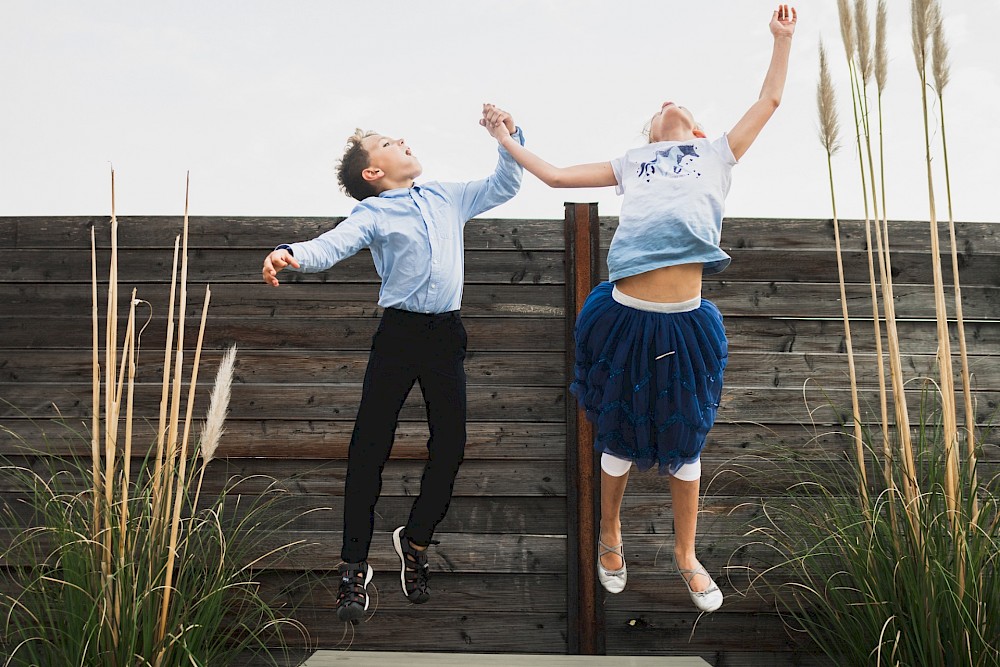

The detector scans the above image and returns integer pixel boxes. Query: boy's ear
[362,167,383,183]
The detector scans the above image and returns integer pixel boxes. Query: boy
[262,104,523,622]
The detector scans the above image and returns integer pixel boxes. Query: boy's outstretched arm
[481,104,616,189]
[727,4,797,161]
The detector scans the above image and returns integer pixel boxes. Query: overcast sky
[3,1,997,223]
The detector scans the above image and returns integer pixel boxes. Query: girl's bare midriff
[614,263,703,303]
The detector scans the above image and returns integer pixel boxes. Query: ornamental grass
[0,174,311,666]
[738,2,999,664]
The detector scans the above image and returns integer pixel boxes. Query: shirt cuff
[509,126,525,146]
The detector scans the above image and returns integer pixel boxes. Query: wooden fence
[0,212,997,666]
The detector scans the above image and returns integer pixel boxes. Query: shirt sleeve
[712,134,739,166]
[284,204,378,272]
[610,154,626,196]
[450,127,525,223]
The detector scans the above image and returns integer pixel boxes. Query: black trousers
[341,307,468,563]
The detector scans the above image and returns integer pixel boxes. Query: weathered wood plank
[251,571,567,613]
[8,246,999,287]
[4,315,998,355]
[271,608,568,652]
[5,249,566,286]
[0,492,565,534]
[8,216,999,255]
[5,281,997,319]
[0,350,566,387]
[0,316,567,350]
[603,611,808,653]
[0,383,567,421]
[0,283,565,318]
[0,459,567,498]
[0,420,568,460]
[0,529,567,572]
[12,418,980,466]
[3,383,996,428]
[5,349,998,391]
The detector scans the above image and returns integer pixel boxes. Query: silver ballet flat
[597,540,627,594]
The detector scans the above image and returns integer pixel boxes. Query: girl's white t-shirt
[607,134,737,281]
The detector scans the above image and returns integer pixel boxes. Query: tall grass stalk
[853,0,924,532]
[817,41,868,507]
[836,0,884,506]
[0,173,310,666]
[932,7,978,519]
[913,0,963,545]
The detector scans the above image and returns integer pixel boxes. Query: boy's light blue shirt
[282,129,524,314]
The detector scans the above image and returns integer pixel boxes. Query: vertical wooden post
[564,202,604,655]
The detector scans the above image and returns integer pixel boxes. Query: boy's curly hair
[336,129,378,201]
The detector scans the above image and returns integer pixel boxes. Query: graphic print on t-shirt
[637,144,702,182]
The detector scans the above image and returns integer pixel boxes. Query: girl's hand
[770,4,797,39]
[480,103,515,141]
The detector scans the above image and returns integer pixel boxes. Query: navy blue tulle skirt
[569,281,728,476]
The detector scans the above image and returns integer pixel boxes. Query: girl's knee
[670,458,702,481]
[601,452,632,477]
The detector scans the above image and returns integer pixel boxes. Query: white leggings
[601,452,702,482]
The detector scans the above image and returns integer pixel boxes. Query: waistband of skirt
[611,286,701,313]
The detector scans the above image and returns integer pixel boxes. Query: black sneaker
[335,561,373,622]
[392,526,434,604]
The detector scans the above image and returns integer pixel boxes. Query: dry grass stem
[90,225,102,534]
[152,236,180,532]
[161,175,192,572]
[914,0,961,553]
[855,0,874,83]
[875,0,889,91]
[158,284,211,642]
[156,174,194,644]
[933,38,977,518]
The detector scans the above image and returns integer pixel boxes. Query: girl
[481,5,797,612]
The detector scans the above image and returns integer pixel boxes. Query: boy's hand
[262,249,300,287]
[770,4,797,39]
[480,103,516,141]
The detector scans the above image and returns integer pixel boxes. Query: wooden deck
[301,651,709,666]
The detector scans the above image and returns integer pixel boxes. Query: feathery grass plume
[817,42,841,155]
[838,0,856,60]
[191,343,237,516]
[875,0,889,91]
[855,0,874,83]
[199,344,237,466]
[911,0,931,71]
[931,2,950,93]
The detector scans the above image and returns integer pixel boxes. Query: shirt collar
[378,184,420,199]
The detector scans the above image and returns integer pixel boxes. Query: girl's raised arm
[727,5,797,161]
[481,104,617,189]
